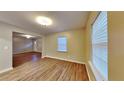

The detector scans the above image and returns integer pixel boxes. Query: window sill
[57,50,67,53]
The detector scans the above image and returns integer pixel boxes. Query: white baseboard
[43,55,86,64]
[0,67,13,74]
[85,63,91,81]
[41,56,45,59]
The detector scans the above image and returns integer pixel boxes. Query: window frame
[91,11,108,81]
[57,36,68,52]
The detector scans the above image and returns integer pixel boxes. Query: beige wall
[108,12,124,80]
[0,21,42,73]
[44,29,86,63]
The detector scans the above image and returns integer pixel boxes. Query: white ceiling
[0,11,89,35]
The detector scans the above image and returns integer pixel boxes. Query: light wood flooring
[0,58,89,81]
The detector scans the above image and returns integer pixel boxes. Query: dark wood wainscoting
[13,52,42,67]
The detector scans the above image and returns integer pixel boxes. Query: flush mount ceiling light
[23,35,33,39]
[36,16,52,26]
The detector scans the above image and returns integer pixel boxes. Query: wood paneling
[13,52,41,67]
[0,58,89,81]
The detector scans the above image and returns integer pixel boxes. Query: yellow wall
[44,29,86,63]
[108,12,124,80]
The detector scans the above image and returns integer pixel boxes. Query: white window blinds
[92,11,108,80]
[57,37,67,52]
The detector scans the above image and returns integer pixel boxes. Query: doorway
[12,32,42,67]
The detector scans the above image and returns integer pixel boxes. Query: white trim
[88,61,107,81]
[43,55,86,64]
[0,67,13,74]
[85,63,91,81]
[41,56,45,58]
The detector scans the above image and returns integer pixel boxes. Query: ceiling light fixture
[23,35,33,39]
[36,16,52,26]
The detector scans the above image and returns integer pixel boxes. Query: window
[57,37,67,52]
[92,11,108,80]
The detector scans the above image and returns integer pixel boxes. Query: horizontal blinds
[92,11,108,80]
[92,11,107,44]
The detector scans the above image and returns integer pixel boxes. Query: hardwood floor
[0,58,89,81]
[13,52,41,67]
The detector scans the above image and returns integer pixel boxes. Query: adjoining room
[13,32,42,67]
